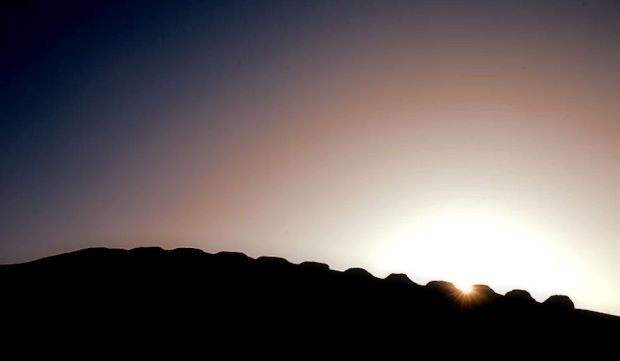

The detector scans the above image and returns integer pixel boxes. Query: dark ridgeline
[1,247,618,355]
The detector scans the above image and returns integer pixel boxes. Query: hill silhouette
[1,247,618,355]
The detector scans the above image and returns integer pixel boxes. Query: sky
[1,0,619,315]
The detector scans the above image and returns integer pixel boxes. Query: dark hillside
[1,247,618,354]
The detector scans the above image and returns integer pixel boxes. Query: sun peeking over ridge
[381,202,591,308]
[460,285,474,295]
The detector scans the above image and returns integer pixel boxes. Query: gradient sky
[1,0,619,315]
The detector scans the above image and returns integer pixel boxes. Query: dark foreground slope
[1,247,618,355]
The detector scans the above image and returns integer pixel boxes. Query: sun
[460,285,473,295]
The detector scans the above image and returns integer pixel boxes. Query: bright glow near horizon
[379,202,592,306]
